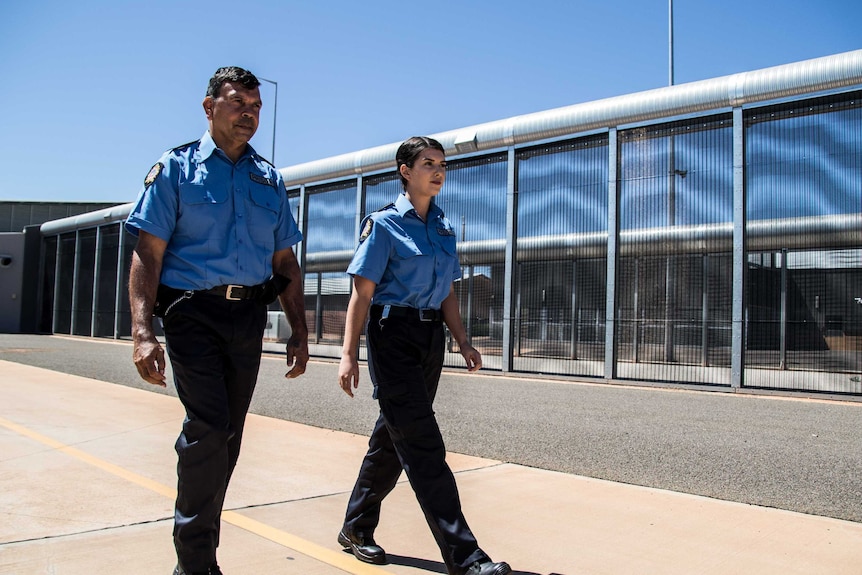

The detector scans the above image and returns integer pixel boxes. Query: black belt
[371,304,443,322]
[154,280,280,317]
[203,283,266,301]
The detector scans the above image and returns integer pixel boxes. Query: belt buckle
[419,308,434,322]
[225,284,243,301]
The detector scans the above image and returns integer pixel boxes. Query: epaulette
[374,202,396,213]
[358,204,396,242]
[255,155,277,170]
[144,139,199,188]
[169,139,199,153]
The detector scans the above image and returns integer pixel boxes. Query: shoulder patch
[359,219,374,242]
[144,163,163,187]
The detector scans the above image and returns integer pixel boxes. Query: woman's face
[401,148,447,199]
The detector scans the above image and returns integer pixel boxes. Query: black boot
[337,528,387,565]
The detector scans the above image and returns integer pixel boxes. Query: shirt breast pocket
[392,238,426,260]
[437,234,460,282]
[439,234,457,256]
[179,182,228,205]
[248,185,279,247]
[177,182,229,235]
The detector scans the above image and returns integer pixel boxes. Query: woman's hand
[339,353,360,397]
[459,342,482,372]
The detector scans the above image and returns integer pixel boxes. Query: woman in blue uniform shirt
[337,136,511,575]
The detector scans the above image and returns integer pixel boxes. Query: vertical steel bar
[502,147,518,372]
[666,133,677,362]
[570,261,578,360]
[349,176,366,359]
[114,226,126,339]
[355,176,365,242]
[633,257,640,363]
[52,235,62,334]
[731,107,746,388]
[702,253,710,367]
[315,271,322,344]
[780,248,788,370]
[91,226,102,337]
[605,128,619,380]
[70,231,80,335]
[466,264,474,340]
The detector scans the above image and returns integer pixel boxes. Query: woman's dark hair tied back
[396,136,445,189]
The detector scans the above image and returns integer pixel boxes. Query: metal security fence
[743,91,862,392]
[616,115,735,385]
[34,51,862,396]
[515,138,609,376]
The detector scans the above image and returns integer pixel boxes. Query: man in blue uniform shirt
[126,66,309,575]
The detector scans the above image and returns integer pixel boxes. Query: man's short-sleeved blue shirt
[125,132,302,290]
[347,194,461,310]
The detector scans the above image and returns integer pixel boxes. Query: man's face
[203,81,262,150]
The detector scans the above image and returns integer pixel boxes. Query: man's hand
[273,247,309,379]
[133,336,167,387]
[284,333,309,378]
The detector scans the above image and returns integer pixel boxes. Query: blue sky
[1,0,859,203]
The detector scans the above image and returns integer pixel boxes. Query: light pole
[258,77,278,163]
[668,0,674,86]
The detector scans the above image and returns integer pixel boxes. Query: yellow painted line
[0,415,176,498]
[222,511,392,574]
[0,415,393,575]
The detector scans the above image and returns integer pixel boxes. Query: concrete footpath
[1,360,861,575]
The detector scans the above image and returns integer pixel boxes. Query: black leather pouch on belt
[153,284,185,318]
[259,273,291,305]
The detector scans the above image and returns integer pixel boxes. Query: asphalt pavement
[7,355,862,575]
[0,333,860,524]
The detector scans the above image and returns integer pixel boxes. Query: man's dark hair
[206,66,261,98]
[396,136,445,189]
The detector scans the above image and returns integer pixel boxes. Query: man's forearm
[129,251,160,341]
[278,281,308,337]
[272,248,308,337]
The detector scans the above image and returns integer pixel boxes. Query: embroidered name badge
[436,223,456,236]
[250,173,274,186]
[144,163,163,187]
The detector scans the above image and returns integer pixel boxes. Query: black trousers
[343,308,489,575]
[162,293,267,572]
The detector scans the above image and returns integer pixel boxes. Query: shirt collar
[394,193,443,220]
[196,131,259,164]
